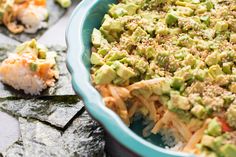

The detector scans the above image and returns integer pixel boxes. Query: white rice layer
[0,62,46,95]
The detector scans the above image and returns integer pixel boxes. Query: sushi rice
[0,39,59,95]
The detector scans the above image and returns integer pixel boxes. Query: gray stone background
[0,1,106,155]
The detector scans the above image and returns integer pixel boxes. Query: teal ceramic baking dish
[66,1,196,157]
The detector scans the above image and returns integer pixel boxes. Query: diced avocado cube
[200,16,210,26]
[229,83,236,94]
[132,27,147,42]
[194,69,207,81]
[109,4,128,18]
[169,93,191,110]
[155,22,169,35]
[205,0,214,11]
[101,15,113,30]
[159,95,170,106]
[113,77,125,85]
[145,46,156,59]
[165,13,178,26]
[221,144,236,157]
[215,75,229,86]
[94,65,116,84]
[205,52,219,66]
[195,5,207,14]
[29,39,37,49]
[205,118,222,137]
[90,52,105,65]
[208,65,223,78]
[174,66,194,81]
[98,48,109,56]
[29,62,38,72]
[124,3,139,15]
[112,61,135,80]
[110,20,124,32]
[177,6,194,16]
[105,50,127,61]
[215,21,228,32]
[177,34,194,48]
[134,59,148,74]
[191,105,207,119]
[171,77,185,90]
[131,85,152,98]
[230,33,236,43]
[175,1,187,6]
[222,94,235,107]
[201,135,215,148]
[222,62,233,74]
[183,54,197,68]
[151,78,171,95]
[227,104,236,129]
[91,29,103,47]
[38,50,46,59]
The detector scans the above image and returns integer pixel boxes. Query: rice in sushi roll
[0,39,59,95]
[0,0,48,34]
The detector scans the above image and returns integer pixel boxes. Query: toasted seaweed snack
[0,0,66,42]
[2,112,105,157]
[0,96,83,128]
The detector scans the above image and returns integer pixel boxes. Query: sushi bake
[0,39,59,95]
[0,0,50,34]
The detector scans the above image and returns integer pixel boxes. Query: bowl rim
[66,1,196,157]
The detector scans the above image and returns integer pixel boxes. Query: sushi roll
[0,0,48,34]
[0,39,59,95]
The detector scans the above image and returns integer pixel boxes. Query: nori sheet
[0,96,83,128]
[2,112,105,157]
[0,0,66,42]
[0,45,75,98]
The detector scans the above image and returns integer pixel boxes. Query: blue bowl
[66,1,196,157]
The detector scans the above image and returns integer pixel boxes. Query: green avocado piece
[131,27,147,42]
[222,62,233,74]
[91,29,103,47]
[201,135,215,148]
[105,50,127,61]
[183,54,197,68]
[215,21,228,32]
[191,104,207,119]
[226,104,236,128]
[200,16,210,26]
[94,65,116,84]
[29,62,38,72]
[171,77,185,91]
[169,93,191,110]
[90,52,104,65]
[165,12,178,26]
[151,79,171,95]
[230,34,236,44]
[205,52,219,66]
[177,6,194,16]
[229,83,236,94]
[205,0,214,11]
[221,144,236,157]
[109,4,128,18]
[205,118,222,137]
[112,61,135,80]
[194,69,207,81]
[208,64,223,78]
